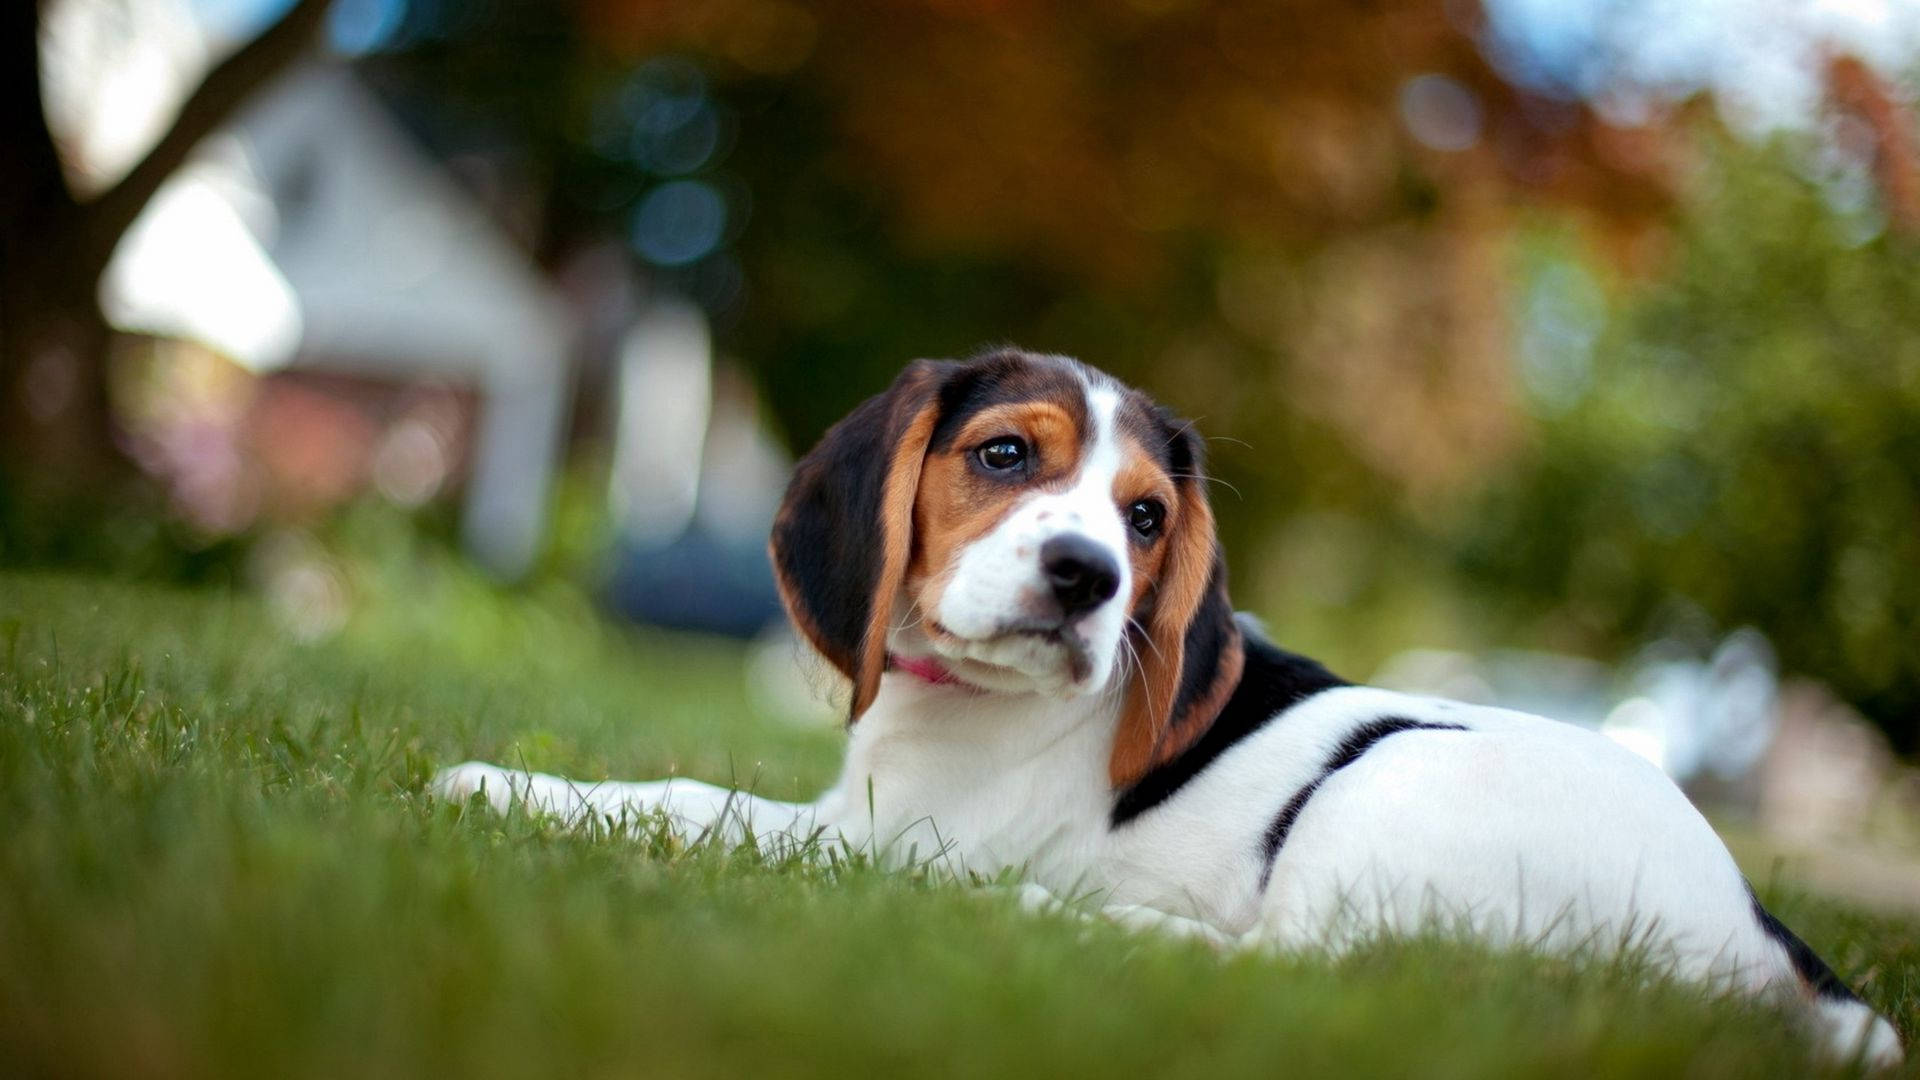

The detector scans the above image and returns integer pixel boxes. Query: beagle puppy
[438,348,1902,1067]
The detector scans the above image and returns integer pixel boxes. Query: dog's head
[771,348,1243,788]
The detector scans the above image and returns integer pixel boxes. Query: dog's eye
[977,437,1028,471]
[1127,499,1164,539]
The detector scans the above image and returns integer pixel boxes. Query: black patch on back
[1110,628,1348,826]
[1256,716,1469,888]
[1747,885,1865,1003]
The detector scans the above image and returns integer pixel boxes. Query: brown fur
[851,401,942,717]
[1107,425,1244,789]
[907,400,1087,619]
[1128,586,1244,786]
[1109,496,1205,784]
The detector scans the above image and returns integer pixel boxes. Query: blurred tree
[12,0,1918,750]
[1450,131,1920,752]
[4,0,1688,520]
[579,0,1680,494]
[0,0,330,498]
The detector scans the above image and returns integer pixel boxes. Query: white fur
[435,374,1903,1070]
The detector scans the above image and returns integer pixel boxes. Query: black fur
[1747,885,1866,1003]
[926,349,1089,453]
[1256,717,1469,888]
[1165,557,1239,728]
[771,360,951,682]
[1111,628,1348,826]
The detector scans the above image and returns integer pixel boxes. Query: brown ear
[1110,424,1244,788]
[770,360,951,721]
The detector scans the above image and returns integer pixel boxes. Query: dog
[438,347,1902,1067]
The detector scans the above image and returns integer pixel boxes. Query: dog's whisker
[1164,415,1203,447]
[1118,632,1146,682]
[1168,472,1242,500]
[1127,617,1166,662]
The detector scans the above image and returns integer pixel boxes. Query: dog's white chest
[821,677,1116,882]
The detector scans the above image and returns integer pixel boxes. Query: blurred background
[3,0,1918,898]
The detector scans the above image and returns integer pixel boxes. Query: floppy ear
[1110,423,1245,788]
[770,360,950,721]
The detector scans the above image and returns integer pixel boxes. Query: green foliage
[1451,132,1920,751]
[2,569,1915,1077]
[0,458,248,584]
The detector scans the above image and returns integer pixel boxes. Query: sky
[1482,0,1920,133]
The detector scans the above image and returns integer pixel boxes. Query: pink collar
[887,653,968,687]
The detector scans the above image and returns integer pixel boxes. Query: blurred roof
[108,62,570,378]
[103,61,575,579]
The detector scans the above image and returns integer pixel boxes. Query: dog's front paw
[432,761,521,813]
[1012,881,1067,914]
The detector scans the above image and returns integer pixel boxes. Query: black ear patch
[1167,552,1239,722]
[770,360,953,717]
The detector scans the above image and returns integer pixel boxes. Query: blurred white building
[99,62,573,578]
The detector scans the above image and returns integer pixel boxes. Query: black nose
[1040,534,1121,620]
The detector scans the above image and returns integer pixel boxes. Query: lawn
[1,568,1915,1078]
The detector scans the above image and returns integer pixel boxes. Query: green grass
[1,568,1915,1078]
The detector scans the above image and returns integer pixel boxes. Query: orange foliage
[583,0,1676,276]
[576,0,1687,491]
[1826,54,1920,234]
